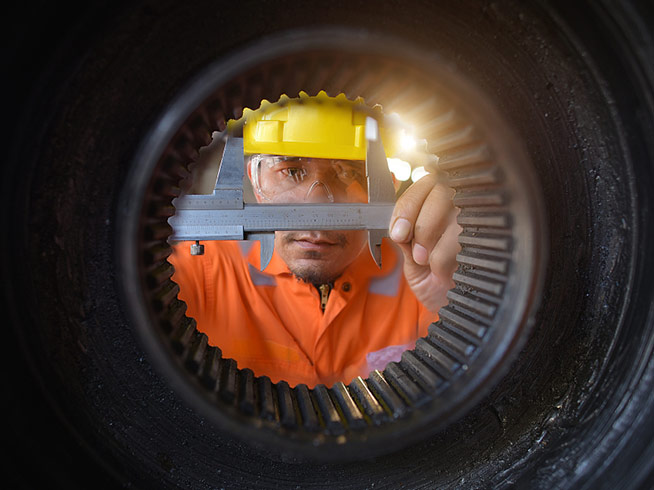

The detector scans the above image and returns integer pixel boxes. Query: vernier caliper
[168,117,396,270]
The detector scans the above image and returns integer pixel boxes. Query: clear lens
[252,155,367,203]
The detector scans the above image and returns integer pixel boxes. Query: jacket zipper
[318,283,331,313]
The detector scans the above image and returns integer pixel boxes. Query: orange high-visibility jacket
[169,240,436,387]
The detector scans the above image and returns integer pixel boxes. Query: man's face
[248,156,368,284]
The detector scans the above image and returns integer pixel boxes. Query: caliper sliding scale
[168,117,396,270]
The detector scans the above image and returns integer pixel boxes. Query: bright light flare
[387,158,412,181]
[399,130,417,152]
[411,166,429,182]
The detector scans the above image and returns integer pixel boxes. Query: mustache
[280,231,349,247]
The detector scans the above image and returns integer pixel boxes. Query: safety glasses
[249,155,368,203]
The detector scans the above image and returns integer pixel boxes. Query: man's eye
[338,166,364,183]
[280,167,306,182]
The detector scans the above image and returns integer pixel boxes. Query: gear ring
[120,29,546,462]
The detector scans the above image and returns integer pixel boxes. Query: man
[169,92,459,387]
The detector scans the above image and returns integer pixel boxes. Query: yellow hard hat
[235,91,399,160]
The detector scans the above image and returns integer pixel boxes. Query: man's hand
[389,174,461,313]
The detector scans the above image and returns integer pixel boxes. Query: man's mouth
[293,237,338,252]
[296,236,337,245]
[282,232,348,250]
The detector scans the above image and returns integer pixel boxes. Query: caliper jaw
[247,233,275,269]
[365,117,397,267]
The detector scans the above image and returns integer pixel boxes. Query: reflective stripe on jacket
[169,240,436,387]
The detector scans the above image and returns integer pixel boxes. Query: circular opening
[120,29,547,461]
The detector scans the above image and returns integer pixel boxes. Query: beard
[293,266,340,286]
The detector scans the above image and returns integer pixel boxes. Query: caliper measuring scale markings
[168,117,397,269]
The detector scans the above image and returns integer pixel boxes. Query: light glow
[387,158,412,181]
[399,130,417,152]
[411,166,429,182]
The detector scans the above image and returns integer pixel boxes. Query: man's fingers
[411,184,456,265]
[428,215,462,278]
[389,174,438,243]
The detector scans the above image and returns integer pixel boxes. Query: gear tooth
[237,96,284,126]
[334,92,348,102]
